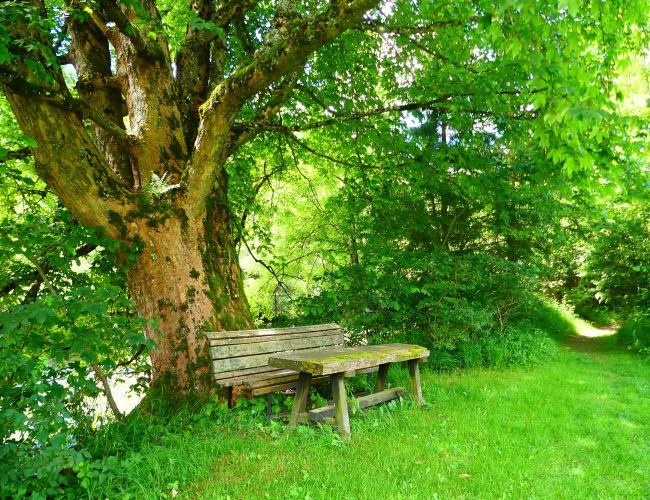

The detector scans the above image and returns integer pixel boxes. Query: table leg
[289,372,312,428]
[331,372,350,438]
[407,359,424,406]
[374,363,389,393]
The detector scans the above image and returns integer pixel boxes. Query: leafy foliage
[0,96,152,496]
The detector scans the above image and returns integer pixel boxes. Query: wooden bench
[208,323,367,406]
[207,324,429,433]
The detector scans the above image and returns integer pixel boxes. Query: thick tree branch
[176,0,258,148]
[66,6,134,185]
[46,93,138,147]
[212,0,259,29]
[202,0,379,116]
[1,69,137,148]
[176,0,216,149]
[97,0,161,59]
[187,0,380,216]
[234,19,256,55]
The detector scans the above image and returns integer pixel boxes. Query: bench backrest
[207,323,343,385]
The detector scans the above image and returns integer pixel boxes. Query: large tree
[1,0,646,394]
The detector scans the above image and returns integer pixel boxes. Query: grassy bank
[83,334,650,499]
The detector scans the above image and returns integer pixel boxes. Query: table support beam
[289,372,312,428]
[407,359,424,406]
[374,363,389,393]
[331,372,351,438]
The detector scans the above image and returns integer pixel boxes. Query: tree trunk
[125,181,253,392]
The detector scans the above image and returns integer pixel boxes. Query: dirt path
[562,321,618,353]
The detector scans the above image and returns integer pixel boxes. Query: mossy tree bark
[1,0,379,395]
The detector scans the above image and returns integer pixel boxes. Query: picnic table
[269,343,429,437]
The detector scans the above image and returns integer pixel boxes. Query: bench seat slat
[247,366,380,396]
[213,365,278,382]
[206,323,338,340]
[215,369,296,387]
[250,376,331,396]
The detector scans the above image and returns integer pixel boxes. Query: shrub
[302,251,567,370]
[617,312,650,356]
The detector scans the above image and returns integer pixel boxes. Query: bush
[617,312,650,356]
[302,251,567,370]
[569,205,649,320]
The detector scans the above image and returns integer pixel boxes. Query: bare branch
[92,362,124,420]
[241,236,293,299]
[229,66,304,152]
[246,90,542,132]
[0,147,32,163]
[115,344,147,368]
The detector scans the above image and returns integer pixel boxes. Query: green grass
[85,340,650,499]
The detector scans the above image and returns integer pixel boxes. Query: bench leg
[228,387,237,409]
[266,393,273,419]
[289,372,312,429]
[331,372,351,438]
[407,359,424,406]
[374,363,390,393]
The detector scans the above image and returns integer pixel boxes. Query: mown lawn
[87,337,650,499]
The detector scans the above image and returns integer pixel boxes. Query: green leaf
[21,136,37,148]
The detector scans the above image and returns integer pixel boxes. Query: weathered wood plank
[268,344,430,376]
[209,329,342,346]
[215,368,291,387]
[212,341,349,374]
[289,372,311,429]
[210,334,343,360]
[206,323,339,340]
[250,375,330,396]
[216,366,378,389]
[213,365,279,383]
[331,372,350,437]
[307,387,405,422]
[408,359,424,406]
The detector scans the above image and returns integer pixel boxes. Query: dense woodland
[0,0,649,496]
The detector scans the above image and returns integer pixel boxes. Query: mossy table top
[268,343,429,376]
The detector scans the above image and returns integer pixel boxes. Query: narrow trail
[562,321,618,353]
